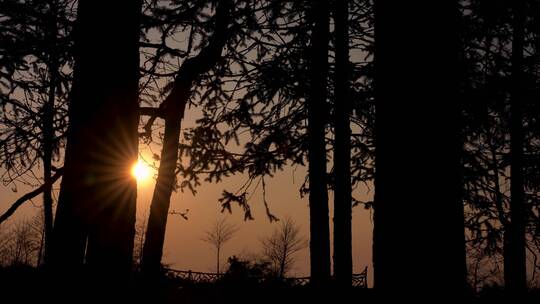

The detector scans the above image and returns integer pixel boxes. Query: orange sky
[0,40,373,282]
[135,158,373,279]
[0,104,374,286]
[132,103,374,281]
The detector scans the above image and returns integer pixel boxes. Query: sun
[131,160,152,184]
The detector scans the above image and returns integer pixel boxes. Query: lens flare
[131,160,151,183]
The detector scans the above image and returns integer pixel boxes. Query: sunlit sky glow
[0,96,373,285]
[131,160,152,184]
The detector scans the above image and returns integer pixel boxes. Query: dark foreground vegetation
[2,263,540,303]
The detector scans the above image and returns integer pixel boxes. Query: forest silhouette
[0,0,539,302]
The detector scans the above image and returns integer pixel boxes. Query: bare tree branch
[0,168,63,225]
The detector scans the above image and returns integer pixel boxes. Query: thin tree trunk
[42,82,54,266]
[141,0,232,276]
[506,0,527,294]
[138,214,147,267]
[489,142,515,287]
[307,0,331,286]
[42,0,58,266]
[332,0,353,287]
[373,0,466,298]
[280,249,286,278]
[37,224,45,267]
[217,246,220,275]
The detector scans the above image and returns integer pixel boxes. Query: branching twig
[0,167,64,224]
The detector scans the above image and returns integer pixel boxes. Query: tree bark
[505,0,527,294]
[140,85,186,276]
[42,0,59,266]
[83,0,141,278]
[51,0,142,281]
[307,0,331,286]
[373,0,466,298]
[332,0,353,287]
[141,0,232,276]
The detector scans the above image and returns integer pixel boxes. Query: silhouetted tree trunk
[140,82,186,277]
[42,0,58,266]
[332,0,352,287]
[373,0,466,298]
[307,0,331,286]
[505,0,527,294]
[50,1,92,273]
[83,0,141,278]
[51,0,142,279]
[200,218,238,276]
[141,1,231,276]
[217,246,221,275]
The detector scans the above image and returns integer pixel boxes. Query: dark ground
[1,266,540,303]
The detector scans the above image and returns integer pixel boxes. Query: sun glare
[131,160,152,184]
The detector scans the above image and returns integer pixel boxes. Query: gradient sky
[0,102,374,285]
[0,19,373,283]
[137,105,374,281]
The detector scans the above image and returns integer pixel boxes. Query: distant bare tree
[0,214,46,267]
[260,218,307,278]
[9,219,41,267]
[29,212,46,267]
[202,218,238,275]
[134,210,149,269]
[0,224,12,266]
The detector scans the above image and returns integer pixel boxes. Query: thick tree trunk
[141,1,231,276]
[373,0,466,298]
[332,0,353,287]
[51,0,142,280]
[83,0,141,277]
[307,0,331,286]
[505,0,527,294]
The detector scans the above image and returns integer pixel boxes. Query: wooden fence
[165,266,368,288]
